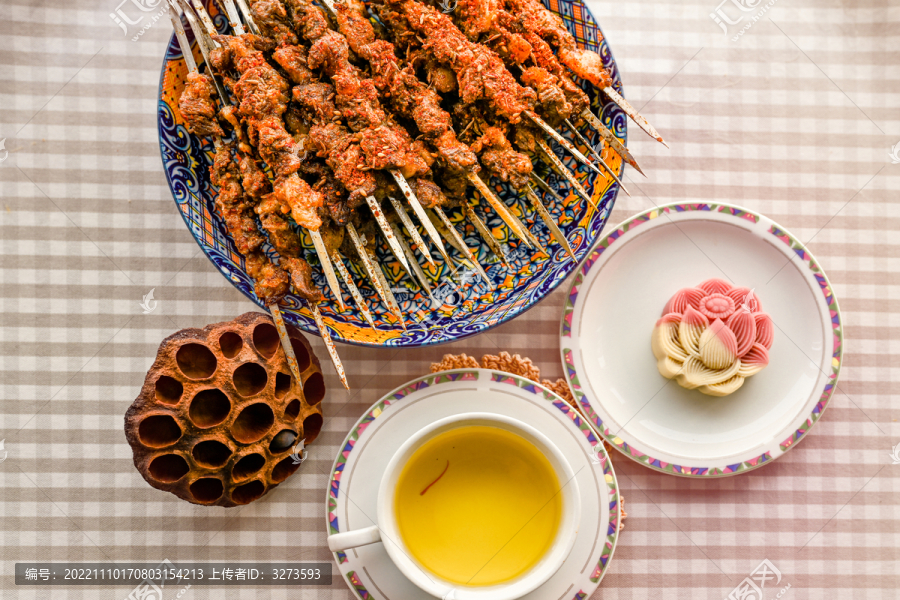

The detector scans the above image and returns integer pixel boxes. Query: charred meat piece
[281,256,324,303]
[520,66,572,125]
[358,124,431,178]
[292,82,338,124]
[250,0,299,46]
[410,177,448,209]
[308,122,377,205]
[471,126,532,189]
[505,0,612,89]
[179,72,223,137]
[316,173,354,226]
[256,193,301,256]
[237,152,271,198]
[334,3,478,177]
[273,44,315,85]
[382,0,535,123]
[246,251,291,302]
[284,0,331,41]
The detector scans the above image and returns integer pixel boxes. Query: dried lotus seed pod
[124,312,325,507]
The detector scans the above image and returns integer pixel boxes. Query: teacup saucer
[561,203,843,477]
[326,369,622,599]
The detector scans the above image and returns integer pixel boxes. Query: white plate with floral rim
[560,203,843,477]
[326,369,621,599]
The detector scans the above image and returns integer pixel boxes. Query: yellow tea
[394,426,562,586]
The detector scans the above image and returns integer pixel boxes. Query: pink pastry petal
[727,287,761,312]
[664,288,704,315]
[655,312,682,327]
[685,287,706,310]
[678,305,709,356]
[663,289,690,315]
[697,293,736,321]
[727,309,757,357]
[682,305,709,329]
[754,312,774,350]
[698,278,734,296]
[742,342,770,367]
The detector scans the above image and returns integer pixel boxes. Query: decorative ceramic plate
[326,369,621,599]
[561,203,843,477]
[157,0,624,347]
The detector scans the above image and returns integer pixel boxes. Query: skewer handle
[308,302,350,390]
[268,303,304,384]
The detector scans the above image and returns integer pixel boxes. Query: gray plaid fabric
[0,0,898,598]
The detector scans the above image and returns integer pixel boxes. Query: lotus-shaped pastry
[652,278,773,396]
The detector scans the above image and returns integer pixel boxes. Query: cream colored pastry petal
[700,375,745,397]
[657,355,684,379]
[698,319,738,369]
[652,321,688,362]
[678,305,709,357]
[679,355,741,388]
[738,362,765,378]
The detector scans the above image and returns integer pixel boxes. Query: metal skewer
[307,302,349,390]
[432,207,490,283]
[388,196,436,268]
[185,0,353,310]
[525,112,601,177]
[308,230,346,311]
[536,139,598,210]
[530,173,567,206]
[392,170,452,264]
[365,196,412,279]
[464,204,511,268]
[389,220,436,303]
[366,245,407,331]
[346,223,404,325]
[269,302,304,383]
[219,0,246,35]
[331,251,375,328]
[524,185,574,260]
[466,173,533,248]
[577,110,645,177]
[174,0,351,385]
[563,118,630,196]
[603,86,669,148]
[234,0,261,34]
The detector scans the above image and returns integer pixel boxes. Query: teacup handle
[327,525,382,552]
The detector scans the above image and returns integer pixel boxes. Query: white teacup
[327,412,582,600]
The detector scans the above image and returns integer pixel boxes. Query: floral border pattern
[328,369,621,598]
[561,203,843,477]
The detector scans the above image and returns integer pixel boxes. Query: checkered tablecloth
[1,0,898,598]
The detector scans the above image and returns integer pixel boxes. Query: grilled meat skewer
[171,0,349,387]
